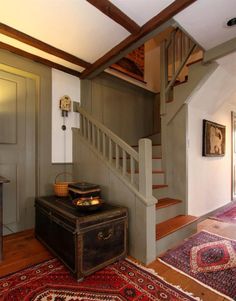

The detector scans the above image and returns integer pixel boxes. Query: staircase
[130,27,212,255]
[131,138,199,256]
[73,27,218,263]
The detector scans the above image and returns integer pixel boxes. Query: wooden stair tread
[156,198,181,209]
[156,215,198,240]
[186,58,203,67]
[174,76,188,87]
[153,184,168,189]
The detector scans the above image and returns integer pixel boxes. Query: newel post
[137,138,156,264]
[139,139,153,199]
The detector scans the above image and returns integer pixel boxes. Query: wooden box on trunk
[35,196,128,280]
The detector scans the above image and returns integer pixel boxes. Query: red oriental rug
[159,231,236,301]
[210,201,236,224]
[0,258,200,301]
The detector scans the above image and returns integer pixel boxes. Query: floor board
[0,229,53,277]
[149,219,236,301]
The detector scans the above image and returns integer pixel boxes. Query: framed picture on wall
[202,119,226,157]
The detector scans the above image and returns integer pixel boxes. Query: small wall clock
[59,95,72,117]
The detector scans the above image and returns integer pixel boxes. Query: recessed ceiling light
[227,17,236,27]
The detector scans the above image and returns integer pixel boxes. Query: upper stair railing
[75,105,155,206]
[160,28,197,115]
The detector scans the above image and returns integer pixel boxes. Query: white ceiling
[110,0,174,26]
[0,0,130,63]
[0,0,175,66]
[174,0,236,50]
[0,0,236,73]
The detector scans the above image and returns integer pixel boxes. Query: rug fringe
[125,258,160,276]
[172,285,202,301]
[158,258,234,301]
[125,258,203,301]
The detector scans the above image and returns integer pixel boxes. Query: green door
[0,70,36,233]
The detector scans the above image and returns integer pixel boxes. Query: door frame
[0,49,72,201]
[0,64,40,197]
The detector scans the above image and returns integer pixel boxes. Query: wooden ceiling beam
[0,22,91,69]
[86,0,140,34]
[0,41,81,77]
[81,0,197,79]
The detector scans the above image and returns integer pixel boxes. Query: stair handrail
[160,28,197,114]
[75,105,155,206]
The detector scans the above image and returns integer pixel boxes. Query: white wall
[52,69,80,163]
[187,54,236,216]
[188,101,236,216]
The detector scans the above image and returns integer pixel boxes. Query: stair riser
[152,187,169,199]
[133,145,161,157]
[152,159,162,170]
[152,146,162,157]
[156,222,197,256]
[156,203,184,223]
[132,173,165,185]
[153,173,165,185]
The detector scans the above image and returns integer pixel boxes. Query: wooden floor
[0,219,235,301]
[0,229,53,277]
[149,219,236,301]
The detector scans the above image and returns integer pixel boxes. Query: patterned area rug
[210,201,236,223]
[0,258,200,301]
[159,231,236,301]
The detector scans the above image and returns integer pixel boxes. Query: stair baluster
[75,105,156,206]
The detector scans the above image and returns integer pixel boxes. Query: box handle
[55,172,73,184]
[97,228,113,240]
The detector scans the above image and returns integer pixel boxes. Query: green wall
[0,49,72,197]
[81,72,156,145]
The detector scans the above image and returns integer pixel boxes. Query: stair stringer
[166,61,219,125]
[72,128,156,265]
[161,61,219,214]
